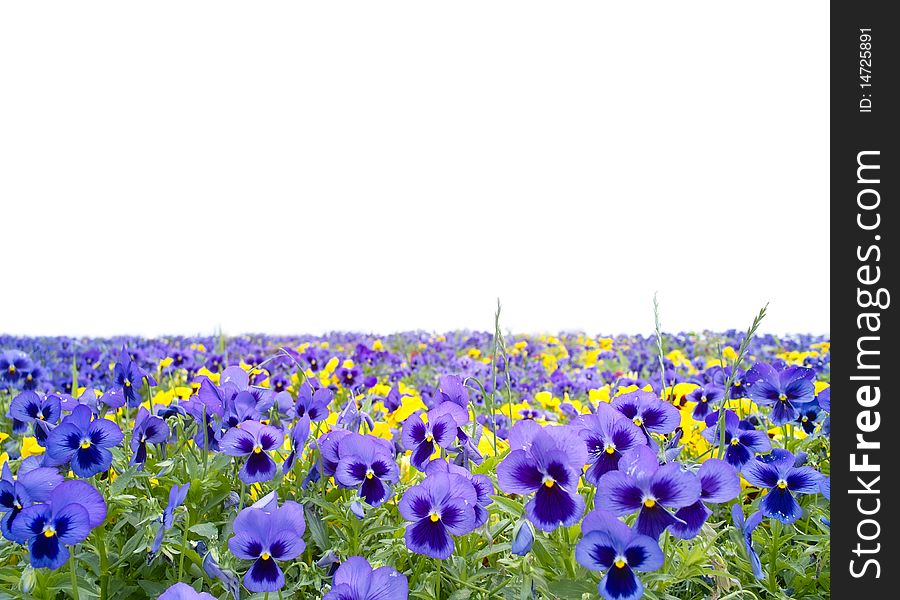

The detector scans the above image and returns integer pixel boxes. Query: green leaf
[189,523,219,540]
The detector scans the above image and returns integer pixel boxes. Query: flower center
[614,557,627,569]
[643,497,657,508]
[260,552,271,560]
[730,438,739,446]
[632,417,643,427]
[777,479,788,490]
[542,474,556,488]
[429,512,441,523]
[37,412,44,420]
[124,379,132,388]
[425,433,433,443]
[8,365,15,374]
[801,416,809,422]
[365,468,374,480]
[80,439,92,449]
[253,444,263,454]
[700,396,708,403]
[604,443,616,455]
[42,524,56,538]
[778,393,787,402]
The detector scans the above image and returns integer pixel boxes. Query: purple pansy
[731,505,764,580]
[228,500,306,592]
[151,483,190,555]
[745,363,816,426]
[685,384,724,422]
[596,446,701,539]
[401,409,458,471]
[701,410,771,471]
[743,451,821,524]
[0,466,64,543]
[9,391,61,444]
[294,382,332,422]
[669,458,740,539]
[497,423,587,532]
[575,509,664,600]
[399,472,478,559]
[573,404,646,485]
[322,556,408,600]
[130,407,170,467]
[220,421,284,484]
[158,582,217,600]
[12,480,106,570]
[45,404,124,478]
[425,459,494,528]
[611,390,680,442]
[335,434,399,507]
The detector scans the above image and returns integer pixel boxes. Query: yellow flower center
[633,417,643,427]
[365,469,374,480]
[253,445,262,454]
[124,379,132,387]
[42,526,56,538]
[425,433,433,443]
[700,396,708,403]
[8,365,15,373]
[777,480,788,490]
[542,474,556,488]
[604,444,616,455]
[730,438,739,446]
[801,416,809,422]
[261,552,271,560]
[430,513,441,522]
[778,393,787,402]
[643,498,656,508]
[80,440,92,449]
[614,558,626,568]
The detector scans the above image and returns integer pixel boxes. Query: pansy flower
[399,472,478,559]
[322,556,409,600]
[610,390,680,443]
[159,582,217,600]
[597,446,701,539]
[220,421,285,484]
[12,480,107,570]
[9,391,61,444]
[130,407,169,467]
[228,500,306,592]
[573,404,646,485]
[401,408,458,471]
[497,423,587,532]
[111,349,156,408]
[575,509,664,600]
[669,458,740,539]
[731,505,764,580]
[1,350,32,385]
[0,466,63,543]
[151,482,190,555]
[701,410,771,471]
[45,404,124,478]
[294,382,332,422]
[744,363,816,425]
[425,459,494,528]
[685,384,724,422]
[335,434,399,507]
[743,450,821,524]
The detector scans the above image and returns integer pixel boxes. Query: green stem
[179,509,190,581]
[94,525,109,600]
[768,520,780,592]
[69,552,81,600]
[436,558,442,600]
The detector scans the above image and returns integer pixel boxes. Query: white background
[0,2,829,337]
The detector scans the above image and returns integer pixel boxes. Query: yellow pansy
[21,436,45,458]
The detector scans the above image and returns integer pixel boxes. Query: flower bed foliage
[0,317,830,599]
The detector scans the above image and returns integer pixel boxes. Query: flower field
[0,323,831,599]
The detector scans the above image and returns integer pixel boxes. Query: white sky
[0,2,829,337]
